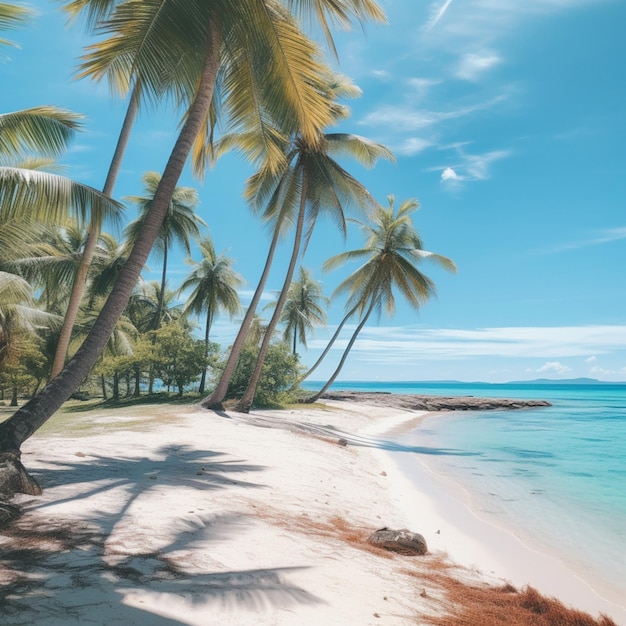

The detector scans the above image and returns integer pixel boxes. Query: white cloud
[536,361,572,375]
[586,356,597,363]
[441,166,462,182]
[456,52,501,80]
[395,137,433,156]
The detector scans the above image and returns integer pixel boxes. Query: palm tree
[0,0,384,490]
[125,172,204,332]
[234,123,394,412]
[276,266,327,354]
[202,72,386,409]
[179,236,244,394]
[305,196,456,403]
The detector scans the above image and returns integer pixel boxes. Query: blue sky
[4,0,625,383]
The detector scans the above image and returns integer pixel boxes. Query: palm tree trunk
[0,28,222,457]
[112,372,120,402]
[294,303,359,388]
[202,224,282,410]
[148,243,169,394]
[50,86,140,379]
[198,306,213,395]
[235,178,308,413]
[304,300,375,404]
[133,367,141,397]
[156,244,168,330]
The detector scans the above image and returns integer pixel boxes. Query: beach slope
[1,399,623,625]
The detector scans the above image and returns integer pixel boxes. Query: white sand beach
[2,399,625,625]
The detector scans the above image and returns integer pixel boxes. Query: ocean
[304,380,626,612]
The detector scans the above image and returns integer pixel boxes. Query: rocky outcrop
[367,527,428,555]
[320,391,551,411]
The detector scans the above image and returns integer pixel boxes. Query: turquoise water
[305,380,626,608]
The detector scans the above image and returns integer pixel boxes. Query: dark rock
[367,527,428,555]
[321,391,551,411]
[337,438,348,447]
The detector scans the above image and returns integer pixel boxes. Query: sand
[2,399,625,625]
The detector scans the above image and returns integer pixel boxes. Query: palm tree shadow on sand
[221,413,480,457]
[0,445,322,624]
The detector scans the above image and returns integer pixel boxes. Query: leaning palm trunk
[235,179,308,413]
[198,305,214,395]
[202,224,282,409]
[50,86,140,378]
[293,302,359,389]
[148,243,169,394]
[304,300,375,403]
[0,31,222,460]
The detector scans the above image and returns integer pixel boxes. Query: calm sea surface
[304,380,626,607]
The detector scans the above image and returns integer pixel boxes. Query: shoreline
[331,394,626,623]
[2,397,624,624]
[375,412,626,622]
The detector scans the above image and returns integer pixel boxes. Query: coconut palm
[202,72,390,410]
[305,196,457,403]
[0,0,384,491]
[179,236,244,394]
[275,266,327,354]
[234,126,394,412]
[125,172,204,332]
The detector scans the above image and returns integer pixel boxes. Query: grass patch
[1,395,199,437]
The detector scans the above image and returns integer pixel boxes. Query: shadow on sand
[0,444,321,624]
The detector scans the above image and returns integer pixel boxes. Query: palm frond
[325,133,395,168]
[0,167,124,227]
[0,1,31,47]
[285,0,386,57]
[0,107,83,159]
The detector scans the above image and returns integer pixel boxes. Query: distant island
[312,378,626,386]
[506,378,626,385]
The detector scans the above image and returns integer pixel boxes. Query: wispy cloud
[308,324,626,361]
[395,137,433,156]
[431,147,512,185]
[456,51,501,80]
[543,226,626,253]
[360,94,507,133]
[425,0,455,32]
[424,0,609,44]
